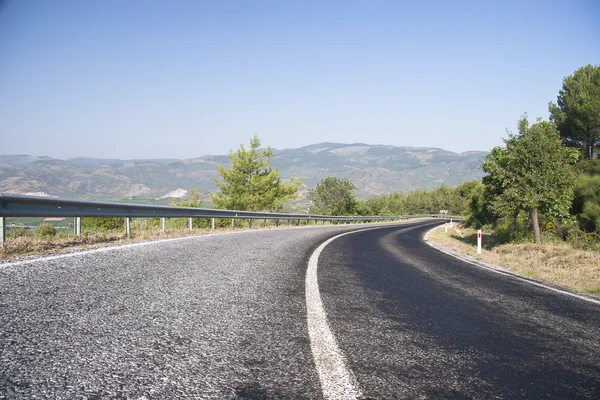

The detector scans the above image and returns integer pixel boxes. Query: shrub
[34,224,56,238]
[7,227,28,239]
[81,217,125,231]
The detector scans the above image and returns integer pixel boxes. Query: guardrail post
[288,219,290,226]
[74,217,81,236]
[211,218,215,230]
[275,218,279,227]
[188,217,193,231]
[160,217,166,232]
[232,218,235,229]
[249,219,253,229]
[297,219,300,226]
[263,218,267,228]
[0,216,5,248]
[125,218,131,235]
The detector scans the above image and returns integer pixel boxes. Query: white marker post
[74,217,81,237]
[0,216,5,248]
[477,229,482,254]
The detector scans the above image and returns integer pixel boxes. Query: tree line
[181,64,599,248]
[204,134,478,219]
[466,64,599,246]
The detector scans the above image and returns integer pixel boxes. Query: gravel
[0,226,355,399]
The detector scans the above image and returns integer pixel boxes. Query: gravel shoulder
[424,223,600,297]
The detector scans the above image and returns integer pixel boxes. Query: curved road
[1,221,599,399]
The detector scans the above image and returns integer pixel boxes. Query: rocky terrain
[0,143,486,204]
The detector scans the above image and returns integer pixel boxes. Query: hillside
[0,143,486,204]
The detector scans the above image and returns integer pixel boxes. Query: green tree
[454,180,481,216]
[481,144,525,234]
[210,135,301,211]
[572,160,600,233]
[573,174,600,233]
[308,177,358,215]
[483,115,578,244]
[465,182,496,229]
[549,64,600,159]
[170,187,203,208]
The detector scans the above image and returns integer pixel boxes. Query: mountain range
[0,143,487,206]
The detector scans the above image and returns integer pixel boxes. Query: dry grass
[0,218,341,261]
[0,226,239,261]
[426,224,600,296]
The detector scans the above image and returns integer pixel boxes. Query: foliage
[481,115,577,244]
[453,180,481,215]
[572,172,600,233]
[81,217,125,231]
[574,158,600,175]
[170,188,203,208]
[549,64,600,159]
[34,223,56,238]
[362,183,475,217]
[465,182,496,228]
[308,177,358,215]
[211,135,301,211]
[7,227,28,239]
[571,159,600,234]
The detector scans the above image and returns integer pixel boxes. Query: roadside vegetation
[461,64,600,250]
[0,215,340,260]
[425,64,600,296]
[3,65,598,270]
[426,224,600,296]
[210,134,301,211]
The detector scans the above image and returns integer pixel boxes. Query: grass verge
[0,218,364,261]
[0,228,222,261]
[425,224,600,296]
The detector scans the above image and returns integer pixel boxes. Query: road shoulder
[424,224,600,305]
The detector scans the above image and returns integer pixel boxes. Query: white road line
[0,229,261,269]
[423,225,600,306]
[306,229,378,400]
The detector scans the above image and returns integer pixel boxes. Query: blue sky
[1,0,598,159]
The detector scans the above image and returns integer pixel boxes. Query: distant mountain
[67,157,181,166]
[0,143,486,205]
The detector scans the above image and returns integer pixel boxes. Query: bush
[34,224,56,238]
[81,217,124,231]
[7,227,28,239]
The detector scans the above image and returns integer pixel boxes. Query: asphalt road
[1,221,599,399]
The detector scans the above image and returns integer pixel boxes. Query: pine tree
[210,135,301,211]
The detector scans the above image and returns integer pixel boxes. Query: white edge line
[0,221,404,269]
[306,226,385,400]
[0,228,272,269]
[423,225,600,306]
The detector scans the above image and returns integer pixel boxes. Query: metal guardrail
[0,194,464,246]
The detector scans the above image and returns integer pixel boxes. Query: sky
[0,0,598,160]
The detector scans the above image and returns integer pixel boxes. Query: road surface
[1,221,599,399]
